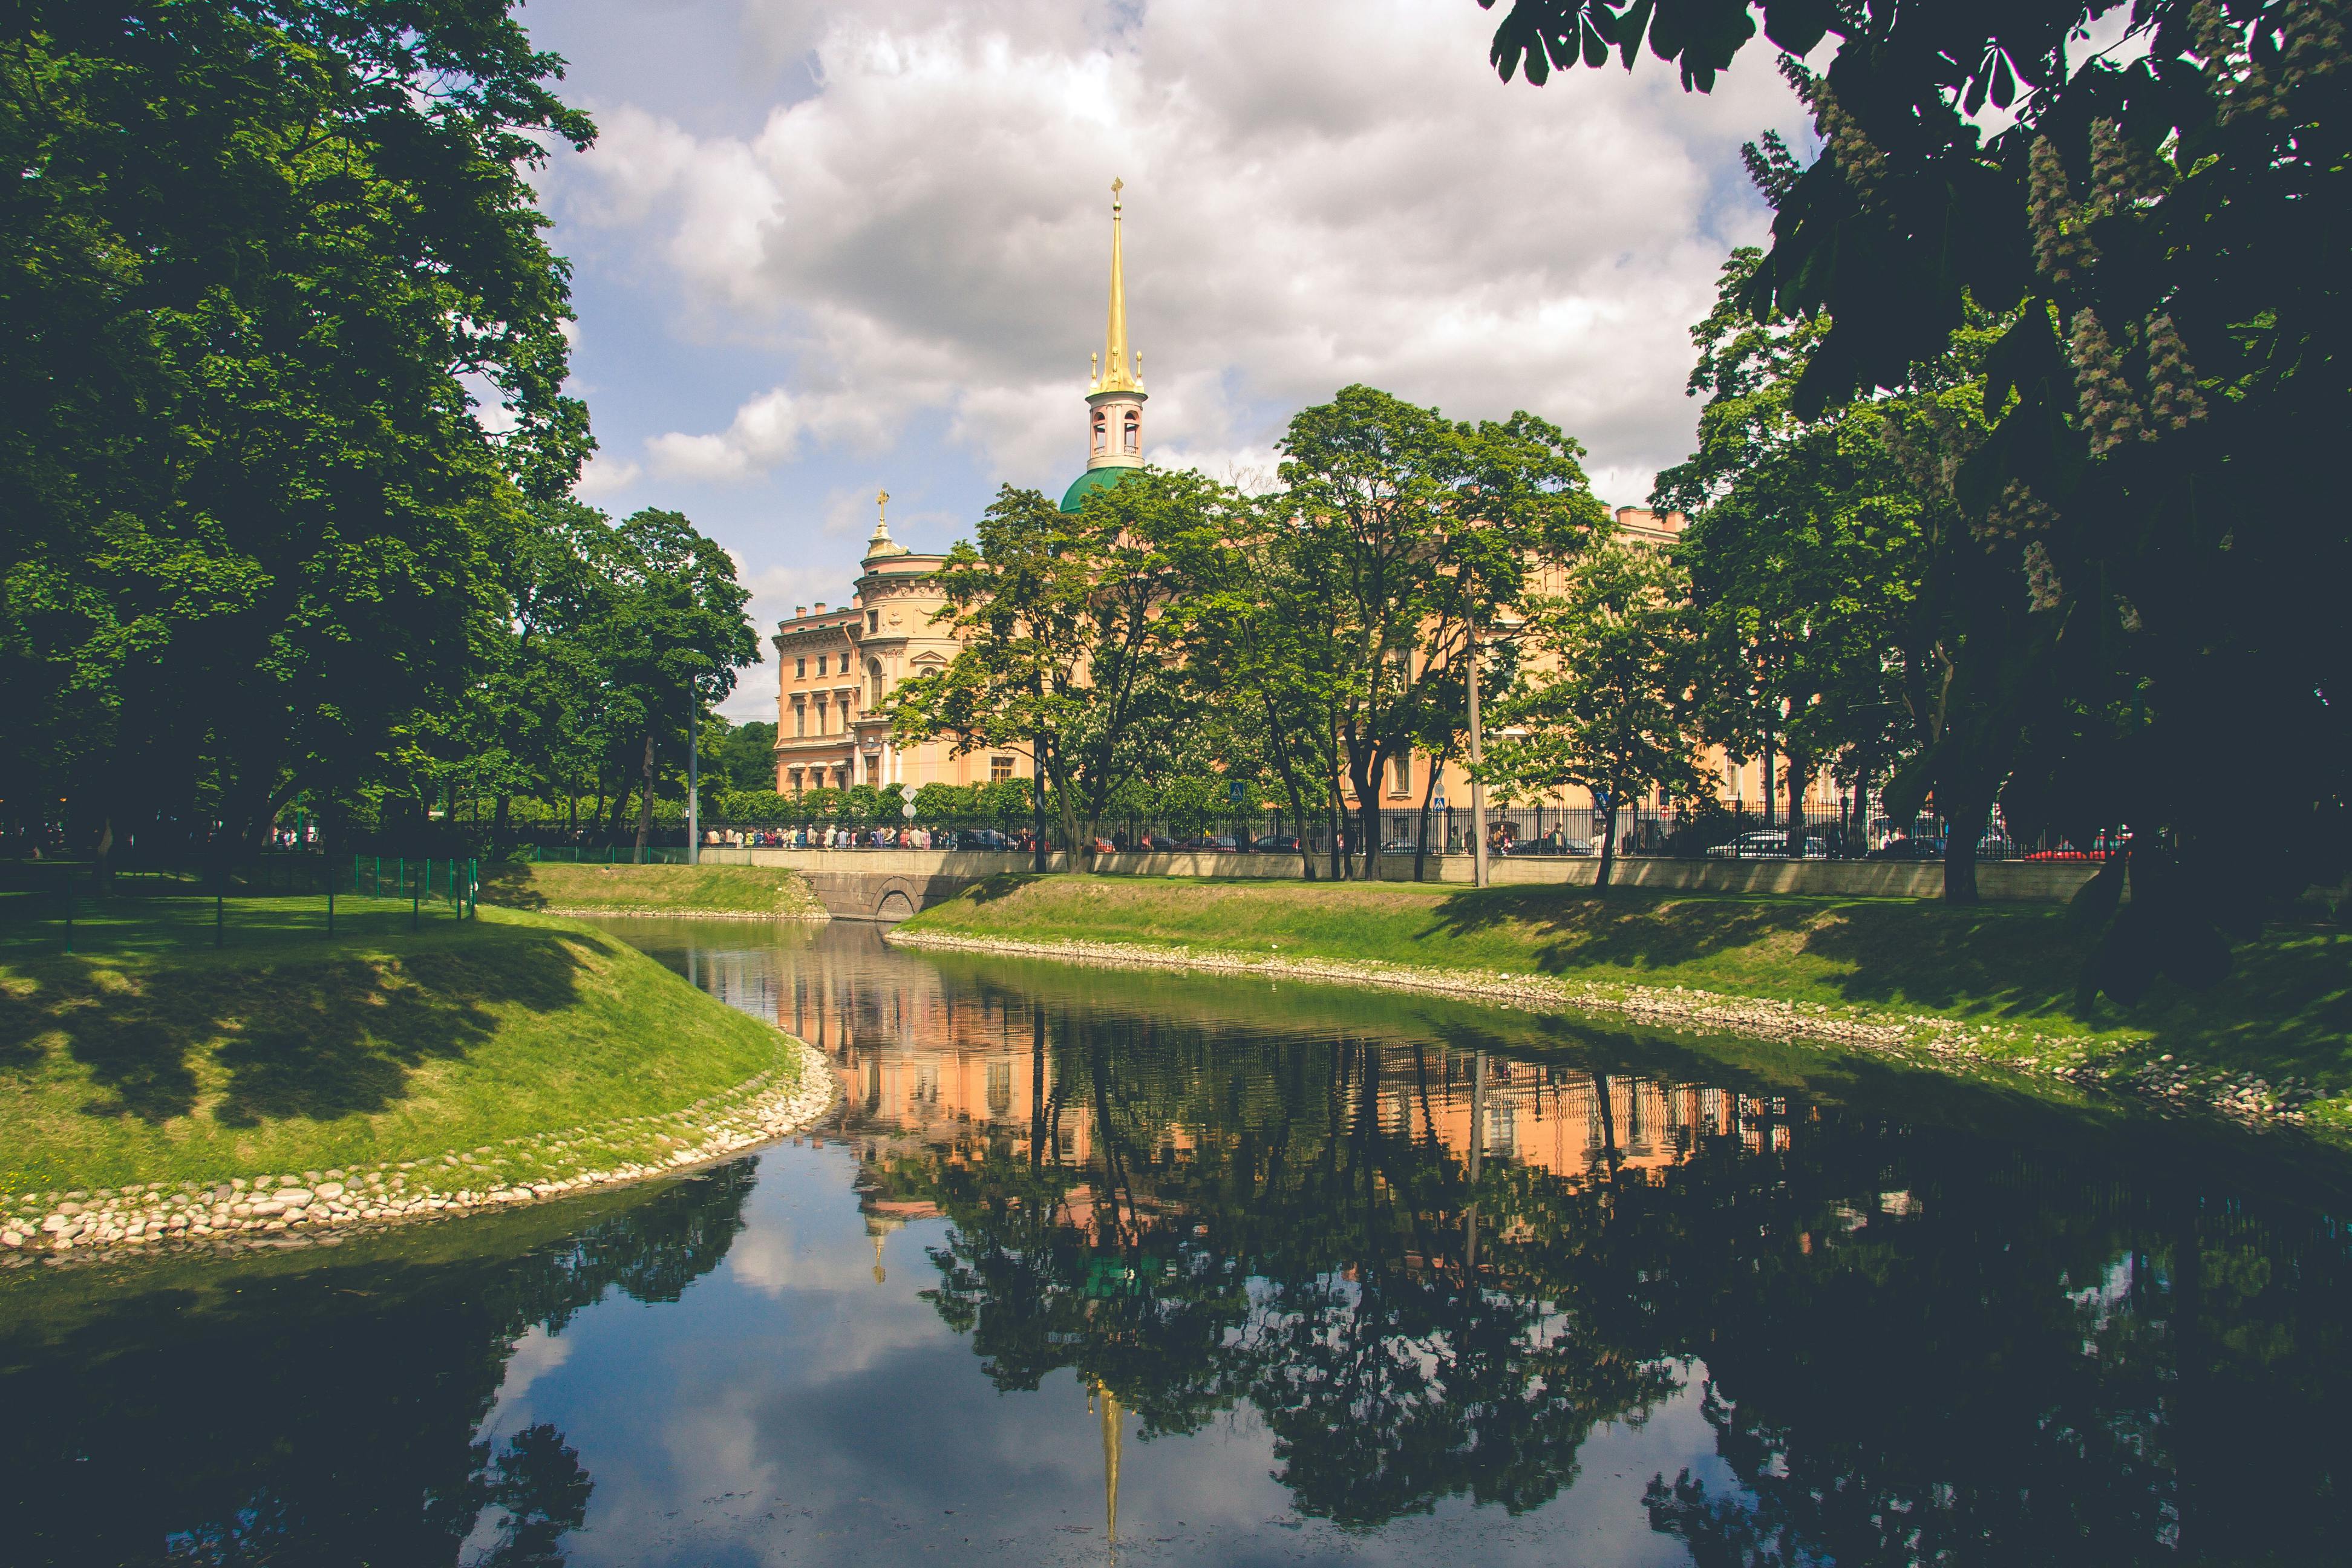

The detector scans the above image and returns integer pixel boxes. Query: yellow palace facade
[773,185,1835,818]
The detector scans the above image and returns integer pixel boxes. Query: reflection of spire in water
[866,1215,901,1284]
[1091,1377,1122,1552]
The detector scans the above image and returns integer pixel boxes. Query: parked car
[1086,836,1117,854]
[1183,835,1240,852]
[1139,832,1178,852]
[1866,835,1941,860]
[1707,830,1821,858]
[1252,833,1304,854]
[2023,833,2124,862]
[962,828,1011,851]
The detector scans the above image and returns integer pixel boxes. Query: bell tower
[1085,178,1145,473]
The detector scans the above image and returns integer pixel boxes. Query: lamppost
[1466,622,1489,890]
[685,675,701,866]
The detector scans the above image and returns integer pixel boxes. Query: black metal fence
[0,852,478,952]
[596,802,2125,866]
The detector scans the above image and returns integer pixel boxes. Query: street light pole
[1031,727,1048,874]
[1466,624,1489,890]
[685,676,700,866]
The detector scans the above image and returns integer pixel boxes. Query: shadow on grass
[0,924,601,1128]
[477,863,552,910]
[1423,884,2109,1027]
[958,872,1046,908]
[1422,886,2352,1076]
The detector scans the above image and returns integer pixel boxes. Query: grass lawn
[0,895,798,1201]
[480,860,820,918]
[903,875,2352,1115]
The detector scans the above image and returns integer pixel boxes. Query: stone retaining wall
[697,844,2098,915]
[1,1038,838,1270]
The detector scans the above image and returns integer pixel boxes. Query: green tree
[716,720,778,794]
[0,0,594,863]
[1480,0,2350,967]
[890,470,1239,855]
[1480,538,1703,886]
[593,509,760,859]
[1276,385,1602,881]
[1179,490,1351,877]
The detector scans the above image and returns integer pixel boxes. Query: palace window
[795,656,806,679]
[814,696,828,734]
[792,699,806,737]
[868,609,879,633]
[788,768,803,794]
[869,658,886,708]
[1389,753,1412,797]
[990,756,1014,783]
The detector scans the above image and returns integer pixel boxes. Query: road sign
[1227,779,1247,805]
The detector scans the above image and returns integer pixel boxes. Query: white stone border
[886,929,2330,1129]
[1,1036,839,1270]
[519,906,827,922]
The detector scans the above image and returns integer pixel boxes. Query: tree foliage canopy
[1,0,598,850]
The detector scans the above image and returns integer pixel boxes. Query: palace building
[773,181,1834,818]
[771,181,1151,796]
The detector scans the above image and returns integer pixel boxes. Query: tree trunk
[1327,792,1346,881]
[93,815,115,888]
[1030,1006,1047,1175]
[1412,746,1450,884]
[1942,794,1988,904]
[635,728,655,863]
[1262,697,1316,881]
[1596,792,1619,889]
[493,793,512,853]
[1786,753,1809,857]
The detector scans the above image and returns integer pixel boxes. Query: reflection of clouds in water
[725,1212,901,1299]
[478,1324,573,1442]
[546,1145,1723,1566]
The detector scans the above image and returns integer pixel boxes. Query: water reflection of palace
[700,932,1800,1220]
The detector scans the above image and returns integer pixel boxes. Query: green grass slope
[480,861,820,918]
[903,875,2351,1110]
[0,904,796,1197]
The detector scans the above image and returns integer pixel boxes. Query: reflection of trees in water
[0,1163,756,1567]
[912,1013,2352,1560]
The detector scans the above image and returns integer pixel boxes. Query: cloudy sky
[520,0,1817,718]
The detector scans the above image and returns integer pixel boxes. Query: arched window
[1092,409,1107,454]
[1122,411,1140,454]
[869,658,885,708]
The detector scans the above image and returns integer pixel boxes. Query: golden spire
[1095,1378,1123,1547]
[1095,179,1141,394]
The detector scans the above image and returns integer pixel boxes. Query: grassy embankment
[479,860,821,919]
[900,875,2352,1124]
[0,894,800,1201]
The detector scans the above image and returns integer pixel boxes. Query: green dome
[1059,464,1141,513]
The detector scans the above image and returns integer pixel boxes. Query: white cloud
[574,449,643,500]
[551,0,1812,506]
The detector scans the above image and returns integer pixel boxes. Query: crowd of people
[700,825,1042,852]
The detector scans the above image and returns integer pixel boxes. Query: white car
[1706,831,1828,858]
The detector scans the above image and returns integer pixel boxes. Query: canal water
[4,920,2348,1567]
